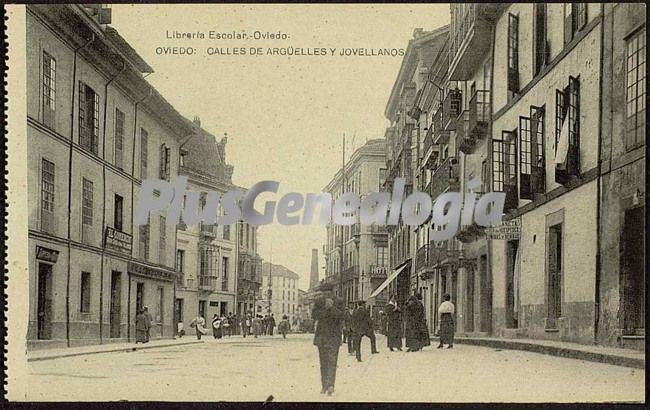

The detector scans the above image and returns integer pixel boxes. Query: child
[278,315,290,339]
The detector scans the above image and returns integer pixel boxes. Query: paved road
[27,334,644,402]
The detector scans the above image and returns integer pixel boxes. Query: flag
[554,116,569,165]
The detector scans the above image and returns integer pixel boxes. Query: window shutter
[78,81,86,147]
[564,4,574,45]
[530,106,546,194]
[519,116,533,200]
[503,130,518,211]
[92,90,99,155]
[567,76,580,178]
[160,144,166,179]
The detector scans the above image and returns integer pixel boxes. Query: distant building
[323,138,389,311]
[259,262,300,325]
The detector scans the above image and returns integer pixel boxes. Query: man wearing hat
[311,283,344,396]
[351,300,378,362]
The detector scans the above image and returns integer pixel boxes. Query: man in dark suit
[351,300,378,362]
[343,305,355,355]
[312,283,344,396]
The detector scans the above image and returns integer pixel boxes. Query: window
[139,215,150,261]
[140,128,148,179]
[114,194,123,231]
[222,257,229,291]
[530,106,546,192]
[157,287,164,323]
[79,82,99,155]
[42,51,56,128]
[82,178,93,226]
[555,77,580,184]
[377,246,387,267]
[160,144,171,180]
[493,131,518,210]
[179,152,185,167]
[159,216,166,265]
[136,282,144,313]
[533,4,548,76]
[114,109,125,169]
[223,225,230,240]
[176,250,185,278]
[238,224,244,246]
[507,13,520,97]
[492,138,505,192]
[41,158,54,232]
[292,305,295,314]
[80,272,91,313]
[481,160,489,193]
[626,29,646,149]
[564,4,587,45]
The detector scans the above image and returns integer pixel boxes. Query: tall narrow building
[309,248,319,289]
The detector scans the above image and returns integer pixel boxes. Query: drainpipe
[128,85,153,342]
[594,3,606,345]
[99,57,126,344]
[66,33,95,348]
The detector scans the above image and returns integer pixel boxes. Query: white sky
[111,4,450,288]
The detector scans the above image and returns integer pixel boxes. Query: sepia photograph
[3,2,647,404]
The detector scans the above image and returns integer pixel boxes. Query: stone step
[620,335,645,351]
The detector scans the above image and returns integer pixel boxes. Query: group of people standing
[342,300,378,362]
[182,311,292,340]
[135,306,154,343]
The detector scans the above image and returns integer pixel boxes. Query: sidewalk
[27,337,203,362]
[431,335,645,369]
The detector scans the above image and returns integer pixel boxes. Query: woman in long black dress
[385,295,402,351]
[405,294,430,352]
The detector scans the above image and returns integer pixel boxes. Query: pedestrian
[278,314,290,338]
[212,313,223,339]
[404,294,430,352]
[143,306,153,343]
[351,300,378,362]
[241,313,252,338]
[386,295,403,351]
[135,309,147,344]
[262,315,268,336]
[253,314,263,338]
[312,284,344,396]
[437,294,455,349]
[222,314,231,337]
[268,313,276,336]
[177,321,185,338]
[190,314,208,340]
[343,305,354,355]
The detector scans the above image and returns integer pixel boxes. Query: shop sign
[104,227,133,252]
[128,261,175,282]
[36,246,59,263]
[487,218,521,240]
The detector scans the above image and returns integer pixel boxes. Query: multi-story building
[174,122,243,327]
[27,4,191,347]
[260,262,300,326]
[323,139,389,311]
[486,3,604,344]
[382,27,449,312]
[597,3,645,349]
[236,220,263,317]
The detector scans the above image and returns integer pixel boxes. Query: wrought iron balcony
[198,274,218,291]
[443,90,462,131]
[456,110,475,154]
[428,157,461,199]
[469,90,490,139]
[449,3,506,80]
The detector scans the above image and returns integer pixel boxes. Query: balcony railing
[443,90,462,131]
[429,157,461,199]
[449,4,506,80]
[469,90,490,139]
[456,110,475,154]
[198,275,218,291]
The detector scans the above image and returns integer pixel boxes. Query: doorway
[506,240,519,328]
[136,282,144,313]
[479,255,492,333]
[37,262,53,340]
[175,299,184,326]
[466,265,475,332]
[621,206,644,335]
[110,271,122,338]
[199,300,206,319]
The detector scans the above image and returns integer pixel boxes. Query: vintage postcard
[4,3,646,404]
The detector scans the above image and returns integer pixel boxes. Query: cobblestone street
[26,334,644,402]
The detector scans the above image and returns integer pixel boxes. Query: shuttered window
[79,82,99,155]
[555,77,580,184]
[114,109,125,169]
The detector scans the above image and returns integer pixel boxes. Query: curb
[432,336,645,369]
[27,340,204,362]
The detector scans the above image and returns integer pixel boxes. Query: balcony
[443,90,462,131]
[456,110,475,154]
[428,157,461,199]
[351,223,361,237]
[341,265,358,282]
[198,274,218,291]
[469,90,490,139]
[449,3,507,80]
[199,223,216,238]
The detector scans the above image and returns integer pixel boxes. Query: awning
[368,262,410,299]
